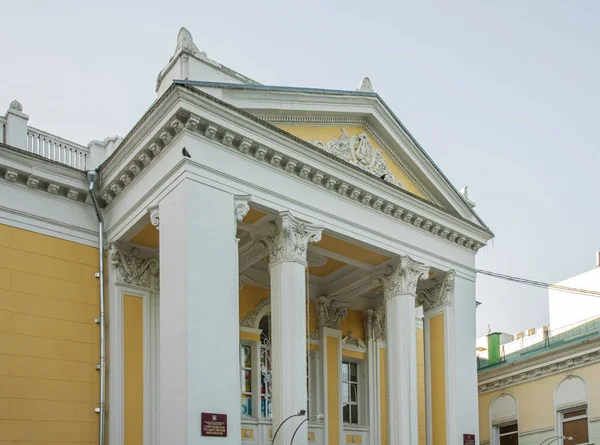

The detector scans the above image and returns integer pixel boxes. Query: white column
[259,211,323,445]
[380,256,429,445]
[158,178,244,445]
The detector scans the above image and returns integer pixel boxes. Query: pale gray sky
[1,1,598,336]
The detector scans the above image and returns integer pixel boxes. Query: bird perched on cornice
[182,147,191,158]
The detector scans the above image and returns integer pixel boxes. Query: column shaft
[260,211,323,445]
[159,179,240,445]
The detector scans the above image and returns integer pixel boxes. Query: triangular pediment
[277,125,430,200]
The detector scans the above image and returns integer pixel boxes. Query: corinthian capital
[258,211,323,266]
[379,255,429,298]
[364,308,386,341]
[417,270,455,313]
[316,297,349,330]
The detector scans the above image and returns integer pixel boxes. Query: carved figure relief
[311,129,403,187]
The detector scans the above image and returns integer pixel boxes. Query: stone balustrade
[26,126,88,170]
[2,100,90,170]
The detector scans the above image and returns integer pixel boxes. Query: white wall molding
[478,345,600,394]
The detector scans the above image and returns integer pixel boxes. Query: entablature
[97,85,492,258]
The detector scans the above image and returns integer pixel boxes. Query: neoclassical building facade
[0,28,493,445]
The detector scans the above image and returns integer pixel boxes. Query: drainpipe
[87,170,106,445]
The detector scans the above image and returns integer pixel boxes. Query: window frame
[559,405,589,445]
[340,356,367,427]
[492,420,519,445]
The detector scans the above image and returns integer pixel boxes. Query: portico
[95,27,492,445]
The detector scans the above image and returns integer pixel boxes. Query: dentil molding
[97,86,486,252]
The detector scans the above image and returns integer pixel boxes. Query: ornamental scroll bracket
[310,129,403,187]
[416,270,455,313]
[109,244,159,292]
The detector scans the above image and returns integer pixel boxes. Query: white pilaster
[380,256,429,445]
[364,309,382,445]
[158,178,241,445]
[259,211,323,445]
[5,100,28,150]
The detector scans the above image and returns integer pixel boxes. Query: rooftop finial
[460,186,469,199]
[171,27,206,60]
[9,100,23,112]
[357,77,374,92]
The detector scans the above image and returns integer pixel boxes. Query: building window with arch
[490,393,519,445]
[555,376,589,445]
[340,333,368,427]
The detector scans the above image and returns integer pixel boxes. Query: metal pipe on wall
[87,170,106,445]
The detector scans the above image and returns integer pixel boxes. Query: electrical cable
[477,269,600,297]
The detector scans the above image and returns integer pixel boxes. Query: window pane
[350,363,358,382]
[261,396,272,418]
[499,423,518,435]
[563,417,588,444]
[350,405,358,424]
[241,345,252,368]
[342,383,349,405]
[499,432,518,445]
[241,370,252,392]
[241,394,252,417]
[564,409,587,419]
[343,402,350,423]
[350,384,358,402]
[342,362,349,381]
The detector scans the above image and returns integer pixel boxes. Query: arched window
[490,393,519,445]
[555,375,589,445]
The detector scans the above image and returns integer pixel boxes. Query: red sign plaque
[463,434,476,445]
[201,413,228,437]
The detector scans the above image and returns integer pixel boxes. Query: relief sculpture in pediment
[311,129,402,187]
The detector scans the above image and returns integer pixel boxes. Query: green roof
[477,316,600,372]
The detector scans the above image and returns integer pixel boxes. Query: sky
[1,1,598,337]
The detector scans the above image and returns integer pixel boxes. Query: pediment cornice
[97,85,491,251]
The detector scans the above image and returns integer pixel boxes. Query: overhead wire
[476,269,600,297]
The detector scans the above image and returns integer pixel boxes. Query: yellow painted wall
[478,362,600,442]
[0,224,100,444]
[239,286,269,320]
[341,310,365,340]
[380,348,388,445]
[277,125,427,200]
[417,327,426,445]
[430,314,446,445]
[124,295,143,445]
[327,336,340,445]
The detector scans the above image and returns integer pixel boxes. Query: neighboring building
[549,253,600,329]
[477,258,600,445]
[0,27,493,445]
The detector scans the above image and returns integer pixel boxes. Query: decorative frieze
[109,245,159,291]
[316,296,349,330]
[478,349,600,394]
[379,256,429,299]
[417,270,455,313]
